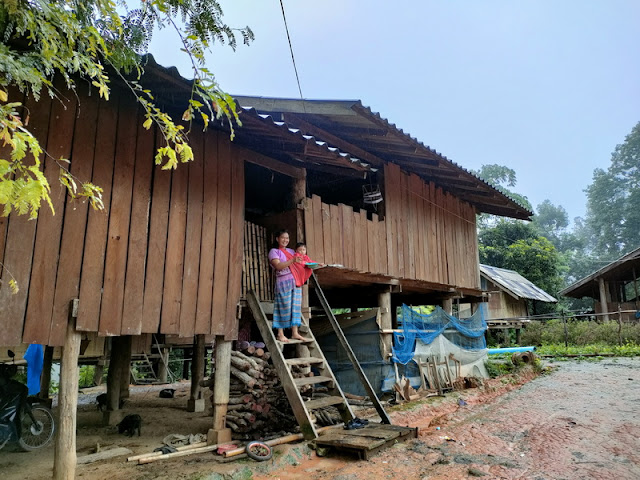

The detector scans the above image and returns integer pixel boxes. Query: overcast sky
[150,1,640,223]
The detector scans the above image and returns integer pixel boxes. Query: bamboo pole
[137,444,218,464]
[127,442,208,462]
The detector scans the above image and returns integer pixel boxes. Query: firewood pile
[204,342,344,439]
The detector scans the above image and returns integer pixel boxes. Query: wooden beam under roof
[238,146,305,179]
[283,112,386,167]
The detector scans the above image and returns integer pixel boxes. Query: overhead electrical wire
[279,0,304,103]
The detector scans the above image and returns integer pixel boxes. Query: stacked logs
[207,346,300,440]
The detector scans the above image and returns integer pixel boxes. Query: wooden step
[285,357,324,367]
[304,395,345,410]
[276,338,313,346]
[294,375,333,387]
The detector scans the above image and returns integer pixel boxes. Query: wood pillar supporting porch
[39,345,54,400]
[598,278,610,322]
[103,336,130,425]
[442,298,453,315]
[52,319,81,480]
[378,290,393,360]
[208,336,232,445]
[156,347,169,383]
[188,334,206,412]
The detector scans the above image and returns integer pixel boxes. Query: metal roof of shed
[559,246,640,299]
[480,264,557,302]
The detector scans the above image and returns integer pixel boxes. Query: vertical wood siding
[0,88,244,346]
[301,164,479,290]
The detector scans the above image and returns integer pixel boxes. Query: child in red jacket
[289,242,321,287]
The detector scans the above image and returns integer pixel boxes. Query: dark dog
[159,388,176,399]
[117,414,142,437]
[96,393,125,411]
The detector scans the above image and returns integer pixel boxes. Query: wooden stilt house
[0,57,532,460]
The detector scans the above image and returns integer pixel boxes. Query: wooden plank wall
[300,166,479,290]
[302,195,388,275]
[383,163,479,289]
[0,87,244,346]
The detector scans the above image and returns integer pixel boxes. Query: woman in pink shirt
[268,230,307,343]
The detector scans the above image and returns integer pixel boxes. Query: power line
[279,0,304,103]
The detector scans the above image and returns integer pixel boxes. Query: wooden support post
[515,328,522,345]
[119,335,132,399]
[188,334,205,412]
[93,359,105,386]
[442,298,453,315]
[39,345,54,399]
[378,290,392,360]
[157,347,169,383]
[562,310,568,348]
[598,278,610,322]
[53,319,81,480]
[104,337,126,425]
[182,351,191,380]
[292,170,306,245]
[208,336,232,445]
[633,267,639,310]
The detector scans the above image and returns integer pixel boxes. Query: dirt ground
[1,358,639,480]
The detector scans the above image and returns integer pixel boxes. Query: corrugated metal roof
[559,246,640,299]
[137,56,374,174]
[480,264,557,303]
[233,96,533,220]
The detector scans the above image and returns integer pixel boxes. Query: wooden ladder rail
[246,290,355,440]
[309,272,392,424]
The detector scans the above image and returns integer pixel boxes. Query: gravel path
[254,358,640,480]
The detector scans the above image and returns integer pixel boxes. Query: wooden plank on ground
[49,87,99,346]
[140,138,172,333]
[76,98,118,332]
[0,93,53,345]
[312,195,324,264]
[178,129,205,337]
[23,86,78,344]
[194,130,219,333]
[159,139,189,335]
[321,202,332,264]
[98,96,138,336]
[224,151,244,340]
[210,136,232,335]
[121,114,154,336]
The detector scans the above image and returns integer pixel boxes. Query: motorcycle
[0,350,55,451]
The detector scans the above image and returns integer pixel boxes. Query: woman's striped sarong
[272,277,302,329]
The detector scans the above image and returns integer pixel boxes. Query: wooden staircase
[246,290,355,439]
[246,272,392,440]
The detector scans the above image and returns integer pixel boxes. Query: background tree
[583,121,640,258]
[0,0,253,218]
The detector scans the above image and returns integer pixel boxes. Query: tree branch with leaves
[0,0,253,218]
